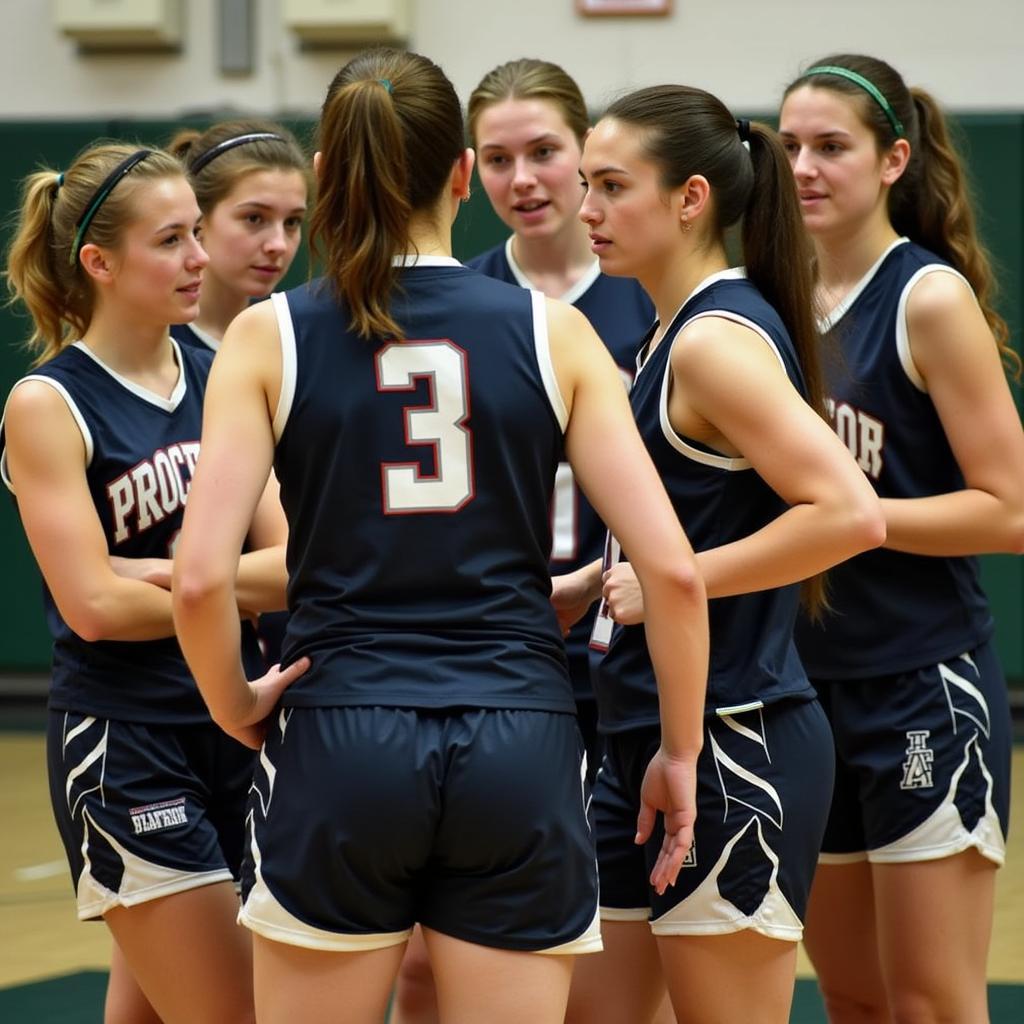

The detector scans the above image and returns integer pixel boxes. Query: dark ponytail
[310,48,464,340]
[743,123,824,418]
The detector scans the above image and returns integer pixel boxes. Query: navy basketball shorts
[814,641,1010,866]
[46,711,256,921]
[239,706,601,954]
[593,699,834,941]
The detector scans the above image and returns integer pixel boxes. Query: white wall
[1,0,1021,119]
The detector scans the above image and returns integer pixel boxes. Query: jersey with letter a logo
[795,240,992,680]
[594,270,815,733]
[0,340,264,723]
[272,258,573,713]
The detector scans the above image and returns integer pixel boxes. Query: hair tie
[189,132,285,175]
[378,78,394,94]
[69,149,152,267]
[736,118,751,144]
[54,171,65,190]
[802,65,905,138]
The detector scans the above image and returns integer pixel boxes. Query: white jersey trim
[1,375,96,492]
[895,264,971,394]
[658,309,787,471]
[271,292,298,443]
[818,237,909,333]
[392,254,463,268]
[636,267,748,382]
[532,289,569,433]
[72,338,187,412]
[184,323,220,352]
[503,236,602,306]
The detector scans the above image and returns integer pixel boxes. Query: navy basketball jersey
[469,238,653,688]
[170,322,219,352]
[593,270,815,733]
[0,339,264,723]
[272,256,574,712]
[795,239,992,679]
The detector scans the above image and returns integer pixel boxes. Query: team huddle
[1,45,1021,1024]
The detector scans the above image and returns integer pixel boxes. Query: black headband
[70,149,152,266]
[189,132,286,174]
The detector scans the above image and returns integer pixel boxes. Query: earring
[461,188,472,203]
[681,216,692,233]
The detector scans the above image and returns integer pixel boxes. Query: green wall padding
[1,114,1021,681]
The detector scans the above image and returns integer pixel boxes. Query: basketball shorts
[814,641,1010,865]
[593,698,834,941]
[47,711,256,921]
[239,705,601,954]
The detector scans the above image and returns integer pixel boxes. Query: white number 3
[375,340,475,514]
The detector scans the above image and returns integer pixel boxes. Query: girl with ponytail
[167,119,309,353]
[780,54,1024,1023]
[2,142,295,1022]
[171,49,710,1024]
[557,85,884,1023]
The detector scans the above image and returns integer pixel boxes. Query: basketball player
[780,55,1024,1023]
[467,58,653,776]
[171,49,709,1024]
[559,86,885,1024]
[167,120,307,353]
[391,58,660,1024]
[1,143,300,1024]
[168,120,309,667]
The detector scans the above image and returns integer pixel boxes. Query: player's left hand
[603,562,645,625]
[216,657,311,749]
[636,747,698,895]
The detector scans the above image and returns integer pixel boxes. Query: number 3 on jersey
[375,340,475,514]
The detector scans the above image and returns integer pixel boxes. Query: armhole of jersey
[895,264,971,393]
[531,290,569,433]
[658,310,788,471]
[1,375,95,493]
[270,292,297,442]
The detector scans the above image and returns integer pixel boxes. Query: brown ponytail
[786,55,1019,380]
[310,49,464,340]
[5,144,184,365]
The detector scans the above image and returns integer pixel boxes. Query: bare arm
[172,303,307,746]
[548,298,709,892]
[235,471,289,614]
[111,474,288,614]
[883,271,1024,555]
[672,318,885,596]
[601,318,885,625]
[5,382,177,642]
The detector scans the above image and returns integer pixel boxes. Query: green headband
[803,65,905,139]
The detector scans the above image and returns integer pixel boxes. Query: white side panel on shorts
[75,807,232,921]
[239,819,412,952]
[868,730,1006,866]
[651,816,804,941]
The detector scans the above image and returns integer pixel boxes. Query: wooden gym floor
[1,726,1022,1021]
